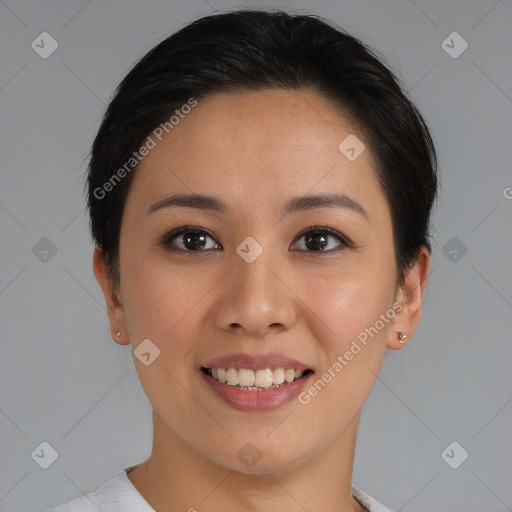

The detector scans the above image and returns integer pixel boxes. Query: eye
[160,226,221,252]
[291,225,352,253]
[160,224,353,254]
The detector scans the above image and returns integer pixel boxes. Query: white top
[42,466,394,512]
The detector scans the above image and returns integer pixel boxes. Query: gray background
[1,1,511,511]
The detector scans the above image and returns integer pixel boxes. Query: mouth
[200,366,314,391]
[198,352,315,410]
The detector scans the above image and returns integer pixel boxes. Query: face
[95,88,428,474]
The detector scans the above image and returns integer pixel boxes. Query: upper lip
[201,352,313,372]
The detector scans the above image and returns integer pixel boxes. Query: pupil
[184,231,206,250]
[306,231,327,251]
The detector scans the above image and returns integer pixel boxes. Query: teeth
[217,368,227,384]
[238,368,255,387]
[273,368,285,385]
[254,369,273,388]
[226,368,238,385]
[206,367,306,389]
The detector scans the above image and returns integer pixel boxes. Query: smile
[201,367,313,390]
[199,365,314,411]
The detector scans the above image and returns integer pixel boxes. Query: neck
[127,410,366,512]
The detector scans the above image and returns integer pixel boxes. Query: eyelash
[159,224,355,254]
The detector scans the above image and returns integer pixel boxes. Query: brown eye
[160,225,352,254]
[161,227,221,252]
[292,227,351,253]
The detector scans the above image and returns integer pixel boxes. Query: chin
[208,439,314,476]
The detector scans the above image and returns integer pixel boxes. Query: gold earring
[398,332,407,344]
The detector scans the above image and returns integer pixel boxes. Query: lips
[199,352,314,411]
[201,352,312,372]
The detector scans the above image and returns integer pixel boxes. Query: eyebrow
[147,192,368,219]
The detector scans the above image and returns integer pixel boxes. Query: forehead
[127,88,385,218]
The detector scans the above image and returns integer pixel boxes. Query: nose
[213,247,298,338]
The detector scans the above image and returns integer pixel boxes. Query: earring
[398,332,407,344]
[116,331,121,337]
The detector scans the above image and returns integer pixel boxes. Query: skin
[93,88,430,512]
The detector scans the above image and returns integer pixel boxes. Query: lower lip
[200,371,313,411]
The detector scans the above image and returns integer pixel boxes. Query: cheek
[297,276,392,427]
[120,248,198,345]
[313,262,395,346]
[120,254,205,412]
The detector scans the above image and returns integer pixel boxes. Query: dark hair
[85,9,438,288]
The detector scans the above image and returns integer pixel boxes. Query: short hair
[86,9,438,287]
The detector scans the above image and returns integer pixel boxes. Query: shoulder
[352,485,395,512]
[39,467,155,512]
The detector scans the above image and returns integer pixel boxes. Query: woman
[47,9,437,512]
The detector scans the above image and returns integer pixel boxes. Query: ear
[387,245,431,350]
[92,246,130,346]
